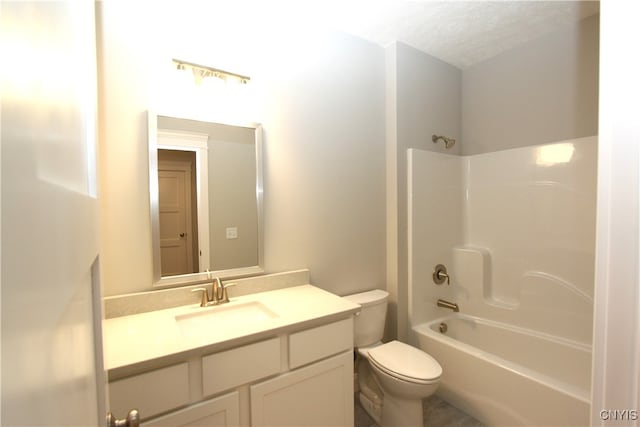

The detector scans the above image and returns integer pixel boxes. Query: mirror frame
[148,110,264,288]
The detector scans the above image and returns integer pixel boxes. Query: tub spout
[437,299,459,312]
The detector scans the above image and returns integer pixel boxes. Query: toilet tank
[343,290,389,347]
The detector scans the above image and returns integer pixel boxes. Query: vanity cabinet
[108,317,355,427]
[252,318,354,426]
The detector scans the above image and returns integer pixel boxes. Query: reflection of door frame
[157,130,210,273]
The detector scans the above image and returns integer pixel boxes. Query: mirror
[148,111,263,288]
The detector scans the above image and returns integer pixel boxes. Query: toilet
[345,290,442,427]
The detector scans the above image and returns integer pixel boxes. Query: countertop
[103,284,360,371]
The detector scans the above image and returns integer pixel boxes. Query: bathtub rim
[412,313,592,404]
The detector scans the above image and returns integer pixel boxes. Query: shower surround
[408,136,597,425]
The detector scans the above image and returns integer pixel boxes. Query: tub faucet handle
[433,264,450,285]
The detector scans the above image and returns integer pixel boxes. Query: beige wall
[260,31,386,297]
[462,14,599,155]
[97,3,386,297]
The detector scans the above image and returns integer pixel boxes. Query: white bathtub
[413,314,591,426]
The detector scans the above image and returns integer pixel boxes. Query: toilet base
[381,394,423,427]
[358,392,382,425]
[359,388,425,427]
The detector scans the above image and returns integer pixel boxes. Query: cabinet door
[143,391,239,427]
[250,352,354,427]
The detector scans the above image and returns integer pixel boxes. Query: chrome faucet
[437,299,459,312]
[192,278,234,307]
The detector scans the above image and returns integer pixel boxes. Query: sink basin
[175,301,279,338]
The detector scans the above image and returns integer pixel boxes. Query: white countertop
[103,285,360,371]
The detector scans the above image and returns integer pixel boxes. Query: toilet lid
[367,340,442,382]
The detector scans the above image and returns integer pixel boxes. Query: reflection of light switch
[226,227,238,239]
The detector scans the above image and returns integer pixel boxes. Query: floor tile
[354,394,485,427]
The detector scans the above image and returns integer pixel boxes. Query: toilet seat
[367,340,442,384]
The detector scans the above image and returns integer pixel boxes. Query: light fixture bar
[172,59,251,84]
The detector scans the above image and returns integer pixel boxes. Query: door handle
[180,232,186,238]
[106,410,140,427]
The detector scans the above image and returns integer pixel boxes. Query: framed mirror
[148,111,263,288]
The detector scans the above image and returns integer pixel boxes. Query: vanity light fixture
[172,59,251,85]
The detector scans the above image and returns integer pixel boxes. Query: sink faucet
[192,278,234,307]
[437,299,459,312]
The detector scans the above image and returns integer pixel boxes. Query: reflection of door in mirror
[158,150,199,276]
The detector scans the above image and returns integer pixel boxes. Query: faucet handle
[433,264,450,285]
[191,288,210,307]
[219,283,236,304]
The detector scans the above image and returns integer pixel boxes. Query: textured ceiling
[331,1,600,69]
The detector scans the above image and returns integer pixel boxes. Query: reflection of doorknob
[180,233,186,238]
[107,410,140,427]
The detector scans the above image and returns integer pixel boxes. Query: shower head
[432,134,456,149]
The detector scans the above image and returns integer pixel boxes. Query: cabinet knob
[106,409,140,427]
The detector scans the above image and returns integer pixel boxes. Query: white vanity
[103,282,360,426]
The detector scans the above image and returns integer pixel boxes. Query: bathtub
[413,314,591,426]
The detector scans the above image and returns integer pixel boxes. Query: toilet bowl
[344,290,442,427]
[366,340,441,426]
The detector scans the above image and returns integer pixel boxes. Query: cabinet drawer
[202,337,280,397]
[289,318,353,369]
[110,363,189,420]
[142,391,239,427]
